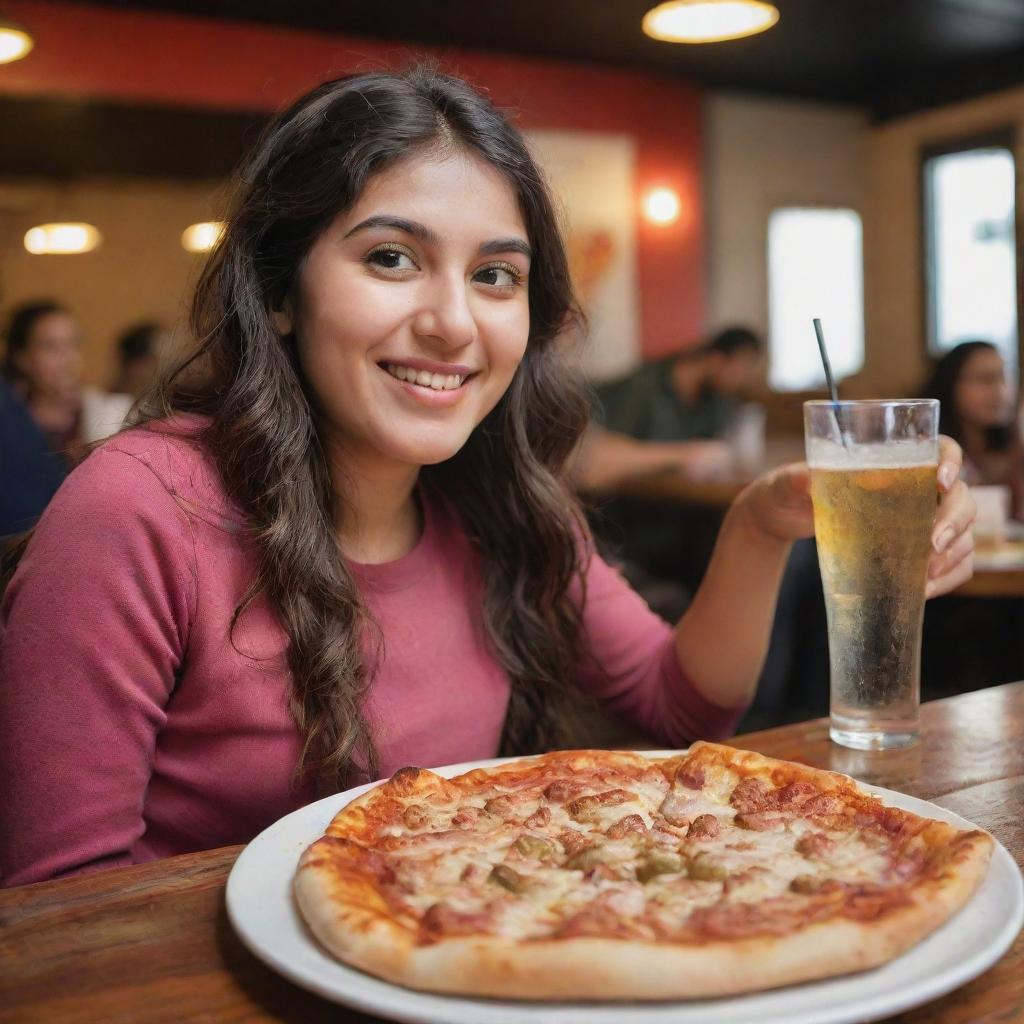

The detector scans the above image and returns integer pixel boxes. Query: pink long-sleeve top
[0,421,746,887]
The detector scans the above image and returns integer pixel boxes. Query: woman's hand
[736,436,975,598]
[926,437,976,598]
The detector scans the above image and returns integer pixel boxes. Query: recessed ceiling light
[182,222,226,253]
[0,15,33,64]
[643,0,779,44]
[24,223,102,255]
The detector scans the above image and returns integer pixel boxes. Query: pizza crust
[292,746,994,1001]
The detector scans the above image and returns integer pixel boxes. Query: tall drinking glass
[804,399,939,750]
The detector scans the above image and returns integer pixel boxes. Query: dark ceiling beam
[0,97,265,180]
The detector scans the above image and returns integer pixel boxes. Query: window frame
[765,202,866,393]
[920,127,1022,382]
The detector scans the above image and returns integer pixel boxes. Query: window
[924,142,1018,380]
[767,207,864,391]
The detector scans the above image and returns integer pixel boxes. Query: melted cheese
[364,757,903,941]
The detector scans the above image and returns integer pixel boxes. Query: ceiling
[64,0,1024,119]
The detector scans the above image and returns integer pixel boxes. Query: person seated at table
[111,321,173,400]
[3,301,88,467]
[572,327,765,618]
[2,301,133,467]
[0,68,975,887]
[573,326,764,494]
[0,374,67,538]
[922,340,1023,516]
[919,340,1024,697]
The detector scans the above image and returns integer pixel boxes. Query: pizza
[293,743,993,1000]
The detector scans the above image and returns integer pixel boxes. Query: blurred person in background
[0,375,66,538]
[920,340,1024,698]
[111,321,172,400]
[921,340,1023,516]
[2,301,86,466]
[1,301,133,472]
[574,326,765,618]
[574,325,764,493]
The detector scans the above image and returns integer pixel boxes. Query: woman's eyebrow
[479,238,533,260]
[345,216,531,261]
[345,215,438,244]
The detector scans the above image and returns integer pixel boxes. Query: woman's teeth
[386,364,464,391]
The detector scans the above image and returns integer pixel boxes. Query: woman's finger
[936,435,963,492]
[926,552,974,599]
[931,478,976,555]
[928,530,973,579]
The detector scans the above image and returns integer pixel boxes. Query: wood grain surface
[2,683,1022,1024]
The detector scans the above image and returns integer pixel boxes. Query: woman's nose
[411,275,477,350]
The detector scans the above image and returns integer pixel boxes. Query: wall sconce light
[0,14,33,63]
[642,0,779,44]
[643,188,682,226]
[24,223,102,254]
[182,222,225,253]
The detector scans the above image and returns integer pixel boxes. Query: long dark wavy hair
[136,67,593,786]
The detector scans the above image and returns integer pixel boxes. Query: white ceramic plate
[226,752,1024,1024]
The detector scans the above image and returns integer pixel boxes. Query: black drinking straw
[813,318,851,451]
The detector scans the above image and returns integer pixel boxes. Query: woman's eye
[475,263,522,289]
[366,246,417,272]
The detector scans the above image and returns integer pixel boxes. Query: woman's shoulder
[78,414,242,527]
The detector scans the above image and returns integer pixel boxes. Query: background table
[2,683,1022,1024]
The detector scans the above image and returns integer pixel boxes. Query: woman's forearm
[673,489,793,710]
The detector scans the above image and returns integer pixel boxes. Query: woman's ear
[271,306,293,336]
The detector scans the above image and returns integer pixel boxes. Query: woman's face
[955,348,1011,429]
[14,311,82,402]
[279,148,531,472]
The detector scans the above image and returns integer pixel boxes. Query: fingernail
[933,526,954,554]
[938,464,956,490]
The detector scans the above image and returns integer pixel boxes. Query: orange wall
[0,1,705,358]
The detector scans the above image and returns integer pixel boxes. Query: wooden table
[2,684,1022,1024]
[956,542,1024,598]
[611,438,806,508]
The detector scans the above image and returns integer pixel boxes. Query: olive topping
[637,851,684,883]
[687,853,728,882]
[488,864,524,893]
[565,847,605,871]
[514,834,557,860]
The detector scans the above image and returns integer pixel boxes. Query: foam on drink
[806,436,938,471]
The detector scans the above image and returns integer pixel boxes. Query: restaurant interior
[6,0,1023,716]
[2,3,1023,1021]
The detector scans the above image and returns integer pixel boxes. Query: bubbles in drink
[810,460,936,749]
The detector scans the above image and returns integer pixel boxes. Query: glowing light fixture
[642,0,779,44]
[24,223,102,255]
[0,15,33,63]
[182,221,226,253]
[644,187,682,226]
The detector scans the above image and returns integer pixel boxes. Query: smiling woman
[275,151,533,494]
[0,67,977,888]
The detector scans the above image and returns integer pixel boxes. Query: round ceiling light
[643,0,779,44]
[0,17,33,64]
[24,223,102,255]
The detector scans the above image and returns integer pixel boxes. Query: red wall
[0,1,704,357]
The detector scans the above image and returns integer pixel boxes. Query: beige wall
[864,85,1024,396]
[0,178,228,386]
[703,93,868,346]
